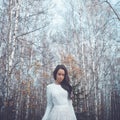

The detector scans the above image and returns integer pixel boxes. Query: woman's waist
[53,104,69,108]
[52,104,71,112]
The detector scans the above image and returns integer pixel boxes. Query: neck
[55,80,60,85]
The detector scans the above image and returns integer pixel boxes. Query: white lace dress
[42,83,77,120]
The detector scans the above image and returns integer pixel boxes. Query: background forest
[0,0,120,120]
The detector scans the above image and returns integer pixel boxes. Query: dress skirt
[47,105,77,120]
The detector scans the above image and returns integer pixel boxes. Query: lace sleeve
[42,85,53,120]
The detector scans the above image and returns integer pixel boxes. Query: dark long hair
[53,64,72,99]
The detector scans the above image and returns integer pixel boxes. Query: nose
[60,75,63,79]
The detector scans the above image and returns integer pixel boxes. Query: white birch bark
[9,0,20,71]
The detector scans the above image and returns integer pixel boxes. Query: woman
[42,64,77,120]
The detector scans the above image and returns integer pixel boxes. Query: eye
[62,74,65,76]
[58,73,64,76]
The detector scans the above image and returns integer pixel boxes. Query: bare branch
[105,0,120,21]
[16,25,48,38]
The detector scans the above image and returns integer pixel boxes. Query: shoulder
[47,83,55,89]
[46,83,55,94]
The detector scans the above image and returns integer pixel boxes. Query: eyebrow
[58,73,65,75]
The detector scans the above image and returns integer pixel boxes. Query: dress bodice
[42,83,76,120]
[49,83,69,106]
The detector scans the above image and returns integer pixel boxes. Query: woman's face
[56,69,65,83]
